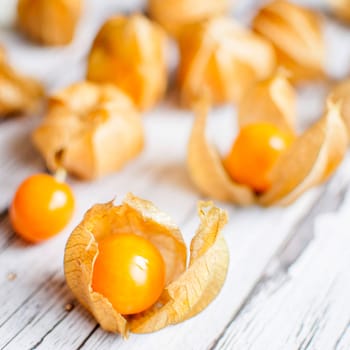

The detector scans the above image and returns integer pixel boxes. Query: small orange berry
[92,233,166,315]
[224,123,293,192]
[10,173,75,243]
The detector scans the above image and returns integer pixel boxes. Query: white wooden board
[1,1,350,349]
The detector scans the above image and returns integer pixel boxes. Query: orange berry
[92,233,166,315]
[10,173,75,243]
[224,123,293,192]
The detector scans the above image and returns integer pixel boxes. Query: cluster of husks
[176,0,325,106]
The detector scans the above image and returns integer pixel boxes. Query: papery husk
[329,79,350,137]
[17,0,82,45]
[187,102,255,205]
[64,194,229,335]
[177,17,276,107]
[148,0,229,37]
[260,101,348,205]
[252,0,325,83]
[87,14,167,111]
[64,194,187,337]
[187,100,347,206]
[238,73,296,134]
[328,0,350,22]
[0,47,43,117]
[130,201,229,333]
[32,82,143,180]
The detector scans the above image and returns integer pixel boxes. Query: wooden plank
[1,1,350,349]
[0,106,325,349]
[211,156,350,350]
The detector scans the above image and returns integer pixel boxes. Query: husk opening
[260,101,348,205]
[129,201,229,333]
[187,102,255,205]
[238,73,296,134]
[64,194,229,336]
[187,98,347,206]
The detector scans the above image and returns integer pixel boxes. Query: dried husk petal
[252,0,325,83]
[17,0,82,45]
[260,102,348,205]
[328,0,350,22]
[87,14,167,111]
[64,194,228,335]
[238,73,296,134]
[32,82,144,180]
[0,47,43,117]
[130,201,229,333]
[187,102,255,205]
[177,17,276,107]
[148,0,229,37]
[329,79,350,137]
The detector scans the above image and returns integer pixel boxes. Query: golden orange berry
[224,123,293,192]
[10,173,75,243]
[92,233,166,315]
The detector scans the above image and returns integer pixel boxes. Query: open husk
[64,194,229,336]
[17,0,82,45]
[32,82,144,180]
[238,73,296,134]
[328,0,350,22]
[87,14,167,111]
[177,17,276,107]
[148,0,229,37]
[0,46,43,117]
[260,102,347,205]
[252,0,325,83]
[187,99,347,206]
[329,79,350,137]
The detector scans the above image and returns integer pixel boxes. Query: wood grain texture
[213,170,350,350]
[0,0,350,349]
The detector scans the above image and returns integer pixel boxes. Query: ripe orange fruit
[10,173,75,243]
[224,123,293,192]
[92,233,166,315]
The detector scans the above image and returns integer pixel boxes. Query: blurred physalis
[32,82,144,180]
[87,14,167,111]
[253,0,325,83]
[64,194,229,336]
[177,17,276,107]
[17,0,82,45]
[0,46,43,117]
[148,0,229,37]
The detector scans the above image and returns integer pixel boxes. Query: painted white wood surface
[0,1,350,349]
